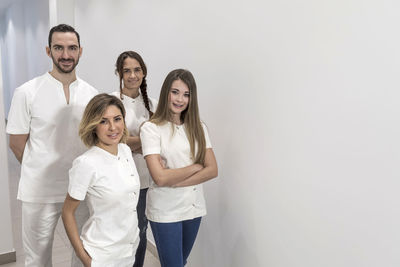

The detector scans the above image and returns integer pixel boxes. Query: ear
[79,46,83,57]
[46,46,51,57]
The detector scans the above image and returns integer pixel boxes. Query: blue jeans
[150,217,202,267]
[133,188,148,267]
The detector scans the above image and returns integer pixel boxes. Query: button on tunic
[68,144,140,261]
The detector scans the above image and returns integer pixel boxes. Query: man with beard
[6,24,98,267]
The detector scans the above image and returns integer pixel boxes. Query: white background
[1,0,400,266]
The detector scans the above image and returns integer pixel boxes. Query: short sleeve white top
[6,72,98,203]
[140,121,212,223]
[68,144,140,261]
[110,91,157,189]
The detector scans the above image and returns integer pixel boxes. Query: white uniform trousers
[22,201,89,267]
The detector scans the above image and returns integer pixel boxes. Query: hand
[83,257,91,267]
[78,250,92,267]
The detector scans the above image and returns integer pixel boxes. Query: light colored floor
[4,147,160,267]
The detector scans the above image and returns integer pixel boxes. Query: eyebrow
[171,88,189,93]
[123,67,141,70]
[101,114,122,119]
[52,44,79,48]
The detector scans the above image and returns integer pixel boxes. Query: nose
[177,94,184,102]
[130,71,137,79]
[109,121,116,131]
[61,49,69,59]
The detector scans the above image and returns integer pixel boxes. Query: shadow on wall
[0,0,50,117]
[215,138,261,267]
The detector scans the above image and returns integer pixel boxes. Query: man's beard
[51,54,79,74]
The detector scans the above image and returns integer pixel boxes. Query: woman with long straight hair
[140,69,218,267]
[112,51,157,267]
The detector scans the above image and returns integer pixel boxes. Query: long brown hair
[151,69,206,164]
[115,51,153,117]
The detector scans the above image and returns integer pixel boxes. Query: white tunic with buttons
[110,91,157,189]
[140,121,212,223]
[68,143,140,261]
[6,72,98,203]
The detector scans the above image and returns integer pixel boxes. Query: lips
[60,59,73,64]
[107,133,120,139]
[127,79,139,85]
[59,61,74,69]
[173,103,185,109]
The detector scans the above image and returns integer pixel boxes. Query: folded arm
[173,148,218,187]
[145,154,203,187]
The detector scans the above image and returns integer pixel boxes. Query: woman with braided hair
[111,51,157,267]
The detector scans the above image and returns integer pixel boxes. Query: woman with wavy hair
[62,94,140,267]
[140,69,218,267]
[112,50,157,267]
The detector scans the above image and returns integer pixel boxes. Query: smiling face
[47,32,82,74]
[168,79,190,121]
[95,105,125,154]
[122,57,144,93]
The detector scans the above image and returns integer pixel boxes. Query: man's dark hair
[48,24,80,47]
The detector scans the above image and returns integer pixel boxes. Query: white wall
[75,1,400,266]
[0,0,50,117]
[0,0,49,258]
[0,41,14,257]
[1,0,400,266]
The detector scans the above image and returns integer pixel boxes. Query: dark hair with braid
[115,51,153,117]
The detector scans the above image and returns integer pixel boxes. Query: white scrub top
[140,121,212,223]
[110,91,157,189]
[6,72,98,203]
[68,143,140,261]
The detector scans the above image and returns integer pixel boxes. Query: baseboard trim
[0,250,16,264]
[147,240,159,259]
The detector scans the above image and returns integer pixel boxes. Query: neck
[96,143,118,155]
[122,87,140,99]
[170,113,182,125]
[49,68,77,86]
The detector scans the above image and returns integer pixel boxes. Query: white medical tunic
[110,91,157,189]
[68,144,140,261]
[6,72,98,203]
[140,121,212,223]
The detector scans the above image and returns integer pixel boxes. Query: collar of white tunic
[119,91,144,104]
[92,145,122,160]
[45,71,81,88]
